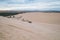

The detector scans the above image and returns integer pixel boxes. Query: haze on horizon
[0,0,60,11]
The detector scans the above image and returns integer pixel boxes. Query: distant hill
[0,10,60,13]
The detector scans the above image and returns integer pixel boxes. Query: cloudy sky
[0,0,60,11]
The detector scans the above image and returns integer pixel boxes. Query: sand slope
[0,12,60,40]
[21,12,60,25]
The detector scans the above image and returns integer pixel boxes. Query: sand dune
[0,12,60,40]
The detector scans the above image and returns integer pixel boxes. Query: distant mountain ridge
[0,10,60,13]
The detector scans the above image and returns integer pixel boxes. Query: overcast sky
[0,0,60,11]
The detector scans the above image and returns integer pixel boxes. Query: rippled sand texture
[0,12,60,40]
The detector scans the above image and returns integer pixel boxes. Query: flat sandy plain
[0,12,60,40]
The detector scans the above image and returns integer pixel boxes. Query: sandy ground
[0,12,60,40]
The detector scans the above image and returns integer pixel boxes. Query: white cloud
[9,0,25,3]
[0,1,60,10]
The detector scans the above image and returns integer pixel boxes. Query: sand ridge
[0,12,60,40]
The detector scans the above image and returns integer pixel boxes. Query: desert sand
[0,12,60,40]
